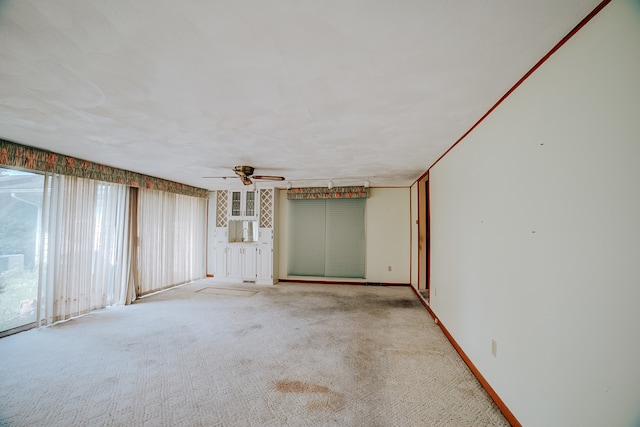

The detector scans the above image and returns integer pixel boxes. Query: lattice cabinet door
[257,188,277,284]
[216,190,228,227]
[259,188,274,228]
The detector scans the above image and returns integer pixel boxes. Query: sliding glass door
[0,165,207,336]
[0,168,44,333]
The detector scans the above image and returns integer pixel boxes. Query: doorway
[417,173,430,302]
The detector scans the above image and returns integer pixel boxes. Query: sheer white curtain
[34,176,203,325]
[90,182,130,309]
[136,189,206,295]
[38,175,130,325]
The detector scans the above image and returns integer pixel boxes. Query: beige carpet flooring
[0,280,509,426]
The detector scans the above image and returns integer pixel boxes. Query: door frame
[417,173,430,301]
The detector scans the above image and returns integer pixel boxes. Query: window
[136,189,206,295]
[288,199,365,278]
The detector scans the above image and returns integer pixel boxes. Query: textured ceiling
[0,0,602,189]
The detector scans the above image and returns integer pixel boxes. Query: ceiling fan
[204,165,286,186]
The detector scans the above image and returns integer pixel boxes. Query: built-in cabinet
[209,188,277,284]
[227,244,257,281]
[229,189,258,219]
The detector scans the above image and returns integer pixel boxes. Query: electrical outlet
[491,339,497,357]
[387,265,392,271]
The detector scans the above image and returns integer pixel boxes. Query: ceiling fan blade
[253,175,285,181]
[202,176,232,179]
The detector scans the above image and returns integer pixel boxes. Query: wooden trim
[427,0,612,173]
[410,183,416,289]
[206,274,214,278]
[409,285,435,317]
[416,183,421,291]
[417,176,428,293]
[437,319,521,427]
[416,169,429,183]
[278,279,365,285]
[426,177,431,301]
[278,278,409,287]
[409,286,521,427]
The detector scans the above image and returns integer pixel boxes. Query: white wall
[278,187,411,283]
[429,1,640,426]
[365,188,411,283]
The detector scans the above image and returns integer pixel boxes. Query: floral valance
[0,139,209,198]
[287,186,369,200]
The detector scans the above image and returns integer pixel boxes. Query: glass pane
[0,168,44,333]
[231,191,241,216]
[245,191,255,216]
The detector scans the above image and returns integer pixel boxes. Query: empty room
[1,1,639,426]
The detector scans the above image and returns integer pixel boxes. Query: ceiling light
[328,179,334,189]
[286,181,292,189]
[364,178,370,188]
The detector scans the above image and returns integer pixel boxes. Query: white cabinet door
[229,190,259,219]
[229,191,242,217]
[212,227,228,279]
[225,245,257,282]
[257,245,273,284]
[257,189,277,284]
[244,191,257,218]
[242,246,257,281]
[214,245,227,278]
[227,245,243,278]
[258,228,273,244]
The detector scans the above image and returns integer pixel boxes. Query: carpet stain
[276,380,329,394]
[275,380,346,412]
